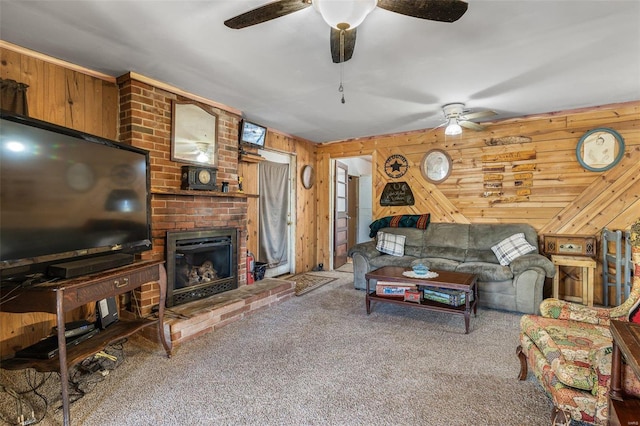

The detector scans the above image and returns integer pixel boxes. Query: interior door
[257,149,295,277]
[334,161,349,269]
[347,175,358,252]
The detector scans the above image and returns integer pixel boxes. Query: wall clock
[420,149,452,184]
[576,127,625,172]
[384,154,409,178]
[180,165,217,190]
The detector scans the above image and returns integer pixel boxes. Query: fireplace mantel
[151,188,258,198]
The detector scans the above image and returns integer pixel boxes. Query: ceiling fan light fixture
[313,0,376,30]
[445,118,462,136]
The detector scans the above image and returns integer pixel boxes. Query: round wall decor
[384,154,409,178]
[301,165,315,189]
[576,127,625,172]
[420,149,452,184]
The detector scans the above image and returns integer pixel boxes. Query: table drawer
[75,265,160,303]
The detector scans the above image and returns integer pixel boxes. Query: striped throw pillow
[376,231,406,257]
[491,233,536,266]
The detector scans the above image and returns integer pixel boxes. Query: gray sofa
[347,223,555,314]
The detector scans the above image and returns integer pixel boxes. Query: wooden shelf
[151,188,258,198]
[239,153,264,163]
[1,318,157,372]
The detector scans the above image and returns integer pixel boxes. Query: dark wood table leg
[473,281,478,316]
[610,339,624,401]
[464,297,470,334]
[56,290,71,426]
[366,278,372,314]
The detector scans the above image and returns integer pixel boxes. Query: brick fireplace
[115,73,294,345]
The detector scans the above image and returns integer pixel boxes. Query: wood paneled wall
[316,101,640,303]
[1,43,118,138]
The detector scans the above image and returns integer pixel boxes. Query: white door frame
[258,149,296,277]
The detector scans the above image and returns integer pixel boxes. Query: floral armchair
[517,223,640,425]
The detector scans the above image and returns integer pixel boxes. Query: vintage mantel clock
[384,154,409,178]
[181,165,217,190]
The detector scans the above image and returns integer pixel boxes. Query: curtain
[0,78,29,115]
[259,161,289,267]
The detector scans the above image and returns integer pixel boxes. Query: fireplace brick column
[117,73,249,316]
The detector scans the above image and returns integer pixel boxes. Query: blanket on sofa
[368,214,430,238]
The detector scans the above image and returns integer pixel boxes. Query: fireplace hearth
[166,228,239,307]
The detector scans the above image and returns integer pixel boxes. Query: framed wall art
[171,101,218,167]
[420,149,452,184]
[576,128,624,172]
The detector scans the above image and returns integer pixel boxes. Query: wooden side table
[0,261,171,426]
[551,254,596,306]
[609,320,640,426]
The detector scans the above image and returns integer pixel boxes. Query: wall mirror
[171,101,218,167]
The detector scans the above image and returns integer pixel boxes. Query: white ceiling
[1,0,639,143]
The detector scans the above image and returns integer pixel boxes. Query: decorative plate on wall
[576,127,625,172]
[420,149,452,184]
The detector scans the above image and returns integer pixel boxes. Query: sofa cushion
[412,257,460,272]
[376,231,406,256]
[466,223,540,262]
[421,223,469,262]
[370,254,416,269]
[377,227,426,257]
[491,233,537,266]
[456,261,513,281]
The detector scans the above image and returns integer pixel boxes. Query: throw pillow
[376,231,406,257]
[630,299,640,324]
[491,233,537,266]
[629,276,640,324]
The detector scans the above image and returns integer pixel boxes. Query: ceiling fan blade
[459,121,486,131]
[377,0,468,23]
[330,27,357,63]
[224,0,311,29]
[460,110,497,121]
[378,0,468,22]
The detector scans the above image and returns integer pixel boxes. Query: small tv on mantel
[239,120,267,147]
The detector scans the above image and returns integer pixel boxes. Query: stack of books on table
[375,281,417,297]
[422,286,473,306]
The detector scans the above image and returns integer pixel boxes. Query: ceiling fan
[224,0,468,63]
[442,103,497,135]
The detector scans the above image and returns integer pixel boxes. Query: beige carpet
[1,269,553,425]
[290,273,337,296]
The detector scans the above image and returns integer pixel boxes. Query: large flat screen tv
[0,110,152,282]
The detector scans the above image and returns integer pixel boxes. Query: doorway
[257,149,296,277]
[330,156,372,269]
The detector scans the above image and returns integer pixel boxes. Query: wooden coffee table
[365,266,478,334]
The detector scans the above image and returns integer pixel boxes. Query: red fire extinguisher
[246,251,255,284]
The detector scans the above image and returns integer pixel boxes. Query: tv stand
[0,260,172,426]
